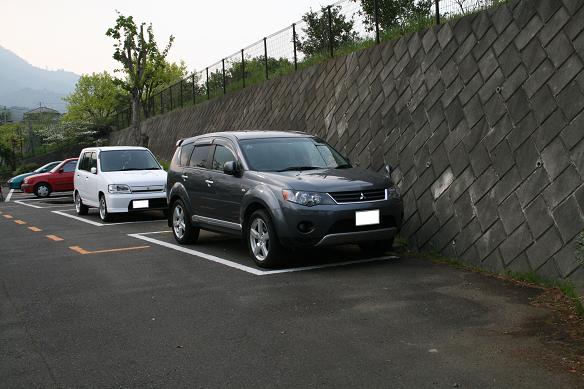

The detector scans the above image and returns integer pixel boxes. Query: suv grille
[328,189,386,203]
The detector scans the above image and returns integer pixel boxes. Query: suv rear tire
[358,238,394,256]
[171,199,199,244]
[246,209,282,268]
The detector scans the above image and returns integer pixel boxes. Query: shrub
[13,163,39,176]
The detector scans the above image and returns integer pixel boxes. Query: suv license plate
[133,200,149,209]
[355,210,380,226]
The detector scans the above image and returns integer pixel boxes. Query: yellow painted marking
[69,245,150,255]
[14,220,27,225]
[69,246,90,254]
[28,226,42,232]
[3,214,13,219]
[46,235,64,242]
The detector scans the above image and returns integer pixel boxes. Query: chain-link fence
[113,0,505,130]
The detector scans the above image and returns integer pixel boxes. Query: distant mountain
[0,45,79,112]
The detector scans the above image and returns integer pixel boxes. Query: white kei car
[73,146,168,221]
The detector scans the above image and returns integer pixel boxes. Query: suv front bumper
[274,198,403,248]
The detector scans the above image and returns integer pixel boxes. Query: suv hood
[256,167,391,192]
[101,170,167,186]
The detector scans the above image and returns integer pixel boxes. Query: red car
[21,158,78,198]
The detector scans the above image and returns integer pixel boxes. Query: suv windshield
[240,137,350,172]
[100,150,161,172]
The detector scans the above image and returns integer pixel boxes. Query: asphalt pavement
[1,189,582,388]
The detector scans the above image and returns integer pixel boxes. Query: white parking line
[14,194,72,202]
[5,189,14,202]
[52,210,104,226]
[129,232,397,276]
[51,210,166,227]
[15,200,73,209]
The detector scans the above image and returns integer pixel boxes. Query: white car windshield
[100,150,161,172]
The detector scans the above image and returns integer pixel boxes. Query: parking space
[1,188,582,388]
[2,192,394,274]
[130,230,398,275]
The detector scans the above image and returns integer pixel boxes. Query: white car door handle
[181,174,188,180]
[205,179,213,185]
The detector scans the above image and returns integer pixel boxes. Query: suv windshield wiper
[277,166,321,172]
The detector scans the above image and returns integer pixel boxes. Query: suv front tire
[246,209,282,268]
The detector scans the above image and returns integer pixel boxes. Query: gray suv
[166,131,403,267]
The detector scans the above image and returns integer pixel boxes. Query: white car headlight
[282,190,323,207]
[108,184,131,194]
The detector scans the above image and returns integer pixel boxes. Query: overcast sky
[1,0,327,75]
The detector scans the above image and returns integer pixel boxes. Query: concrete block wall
[111,0,584,284]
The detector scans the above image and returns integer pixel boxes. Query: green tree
[0,123,23,170]
[297,5,359,57]
[63,72,128,124]
[356,0,433,32]
[106,12,174,145]
[142,60,187,116]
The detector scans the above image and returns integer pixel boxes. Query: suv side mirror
[223,161,238,175]
[90,167,97,174]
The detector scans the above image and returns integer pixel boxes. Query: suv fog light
[297,221,315,234]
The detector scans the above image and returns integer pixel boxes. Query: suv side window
[212,145,236,171]
[189,145,212,169]
[180,143,194,166]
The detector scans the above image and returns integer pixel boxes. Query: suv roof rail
[176,138,185,146]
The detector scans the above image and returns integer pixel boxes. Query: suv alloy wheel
[171,199,199,244]
[246,210,282,267]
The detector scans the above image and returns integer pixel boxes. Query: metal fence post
[206,67,210,99]
[180,80,184,107]
[241,49,246,88]
[292,23,298,71]
[191,74,196,105]
[160,92,163,114]
[374,0,380,44]
[263,37,269,80]
[327,6,334,58]
[435,0,440,25]
[222,59,226,94]
[170,86,174,111]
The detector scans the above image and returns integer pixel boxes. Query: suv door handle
[181,174,188,181]
[205,179,214,185]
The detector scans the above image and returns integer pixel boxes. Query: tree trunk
[130,96,148,147]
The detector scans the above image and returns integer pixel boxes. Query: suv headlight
[282,190,324,207]
[387,186,400,199]
[108,184,131,194]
